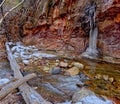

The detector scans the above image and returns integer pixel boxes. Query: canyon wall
[1,0,120,62]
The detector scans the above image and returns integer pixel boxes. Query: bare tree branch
[0,0,25,24]
[0,0,6,8]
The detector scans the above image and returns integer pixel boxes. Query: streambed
[8,42,119,104]
[25,58,120,104]
[0,42,120,103]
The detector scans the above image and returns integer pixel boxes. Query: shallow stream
[22,57,120,103]
[0,53,120,103]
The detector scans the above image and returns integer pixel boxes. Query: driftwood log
[5,42,51,104]
[0,78,18,90]
[0,73,36,100]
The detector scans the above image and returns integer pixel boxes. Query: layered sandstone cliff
[1,0,120,62]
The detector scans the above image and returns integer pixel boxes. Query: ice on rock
[11,43,57,64]
[32,52,56,58]
[79,95,113,104]
[23,60,29,65]
[0,78,10,85]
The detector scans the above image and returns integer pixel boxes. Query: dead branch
[0,73,36,100]
[0,0,6,8]
[0,78,18,90]
[0,0,25,24]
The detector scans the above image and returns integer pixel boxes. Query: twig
[0,0,25,24]
[0,0,6,8]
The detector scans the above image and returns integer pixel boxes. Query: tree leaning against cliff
[82,1,99,59]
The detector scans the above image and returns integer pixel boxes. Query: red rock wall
[98,0,120,58]
[5,0,120,59]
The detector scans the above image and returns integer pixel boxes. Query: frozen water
[0,78,10,85]
[80,95,113,104]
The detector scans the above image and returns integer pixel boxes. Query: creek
[0,43,120,103]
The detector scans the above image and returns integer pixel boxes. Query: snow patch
[22,60,29,65]
[32,52,56,58]
[0,78,10,85]
[10,42,57,64]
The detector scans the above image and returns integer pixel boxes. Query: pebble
[109,77,114,83]
[103,75,109,81]
[56,60,60,62]
[54,62,59,66]
[71,62,84,69]
[43,66,50,72]
[59,61,69,67]
[95,74,102,79]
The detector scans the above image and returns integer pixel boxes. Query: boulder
[71,62,84,69]
[66,67,80,76]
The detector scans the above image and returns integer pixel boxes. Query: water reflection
[87,61,97,75]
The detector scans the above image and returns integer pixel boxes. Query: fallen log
[0,78,18,90]
[0,73,36,100]
[5,42,51,104]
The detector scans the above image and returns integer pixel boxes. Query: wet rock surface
[72,88,113,104]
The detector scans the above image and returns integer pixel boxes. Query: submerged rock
[50,67,62,75]
[79,72,89,81]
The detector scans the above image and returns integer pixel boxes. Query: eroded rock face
[3,0,120,62]
[98,1,120,59]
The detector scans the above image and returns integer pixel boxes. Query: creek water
[81,59,120,103]
[22,57,120,103]
[0,53,120,103]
